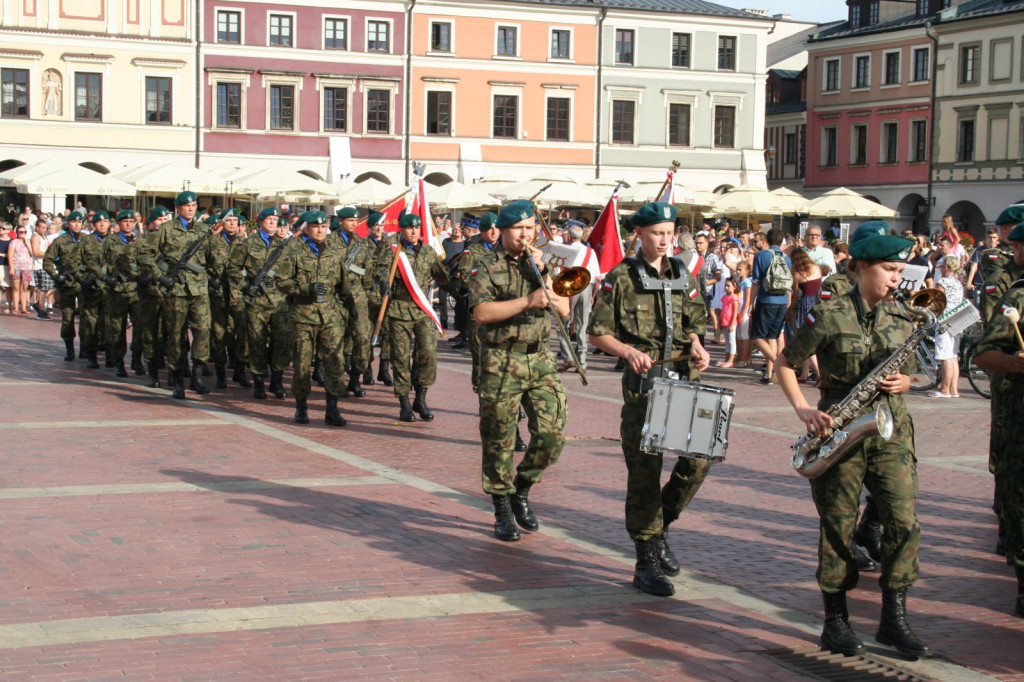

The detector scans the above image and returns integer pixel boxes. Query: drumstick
[651,354,690,368]
[1002,307,1024,352]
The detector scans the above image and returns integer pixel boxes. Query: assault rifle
[243,223,304,301]
[158,223,219,292]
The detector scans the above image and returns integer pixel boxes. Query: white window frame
[821,126,838,166]
[852,52,871,90]
[850,122,869,165]
[366,18,394,54]
[543,89,574,142]
[214,7,244,44]
[316,75,355,134]
[361,80,398,136]
[911,46,930,82]
[548,26,574,63]
[207,70,251,131]
[264,74,302,132]
[428,19,455,56]
[909,117,928,163]
[880,119,899,164]
[267,11,296,48]
[881,49,902,87]
[494,23,521,60]
[490,83,523,139]
[322,15,351,52]
[823,57,840,93]
[424,83,456,136]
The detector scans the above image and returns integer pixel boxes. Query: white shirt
[804,245,837,275]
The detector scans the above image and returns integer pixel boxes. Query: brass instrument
[551,266,592,297]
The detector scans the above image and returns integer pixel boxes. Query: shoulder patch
[601,280,613,291]
[470,267,479,276]
[820,290,832,300]
[804,312,816,326]
[688,288,698,300]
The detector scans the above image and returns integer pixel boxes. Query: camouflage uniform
[99,232,142,369]
[818,271,854,305]
[366,233,397,369]
[329,229,372,379]
[228,231,292,379]
[207,232,245,374]
[115,227,164,378]
[74,231,109,360]
[42,231,83,350]
[587,253,709,541]
[783,287,920,593]
[459,234,499,393]
[980,245,1016,322]
[469,242,566,495]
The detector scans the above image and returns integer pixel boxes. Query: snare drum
[640,378,736,462]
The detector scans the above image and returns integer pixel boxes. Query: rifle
[344,236,367,277]
[158,223,219,292]
[243,224,303,301]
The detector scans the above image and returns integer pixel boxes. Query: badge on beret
[91,210,110,223]
[115,209,134,222]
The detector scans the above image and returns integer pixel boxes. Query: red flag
[657,169,675,204]
[410,176,443,253]
[353,193,406,237]
[590,191,624,274]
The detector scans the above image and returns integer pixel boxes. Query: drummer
[587,201,711,597]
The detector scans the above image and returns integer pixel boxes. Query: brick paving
[0,311,1020,680]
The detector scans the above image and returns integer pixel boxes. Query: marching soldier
[100,209,142,377]
[459,211,500,394]
[331,206,372,398]
[117,206,170,387]
[76,210,112,369]
[981,206,1024,322]
[43,209,86,361]
[364,211,395,386]
[207,207,248,389]
[587,202,711,596]
[276,211,348,427]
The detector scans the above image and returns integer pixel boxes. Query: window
[718,36,736,71]
[145,76,171,124]
[612,100,635,144]
[913,47,930,81]
[881,122,898,163]
[493,94,518,138]
[868,1,879,24]
[960,45,979,83]
[713,105,735,147]
[672,33,691,68]
[497,26,517,57]
[269,14,292,47]
[366,89,390,133]
[269,84,294,130]
[426,91,451,135]
[668,103,690,146]
[431,21,451,52]
[368,20,390,52]
[957,119,975,161]
[325,18,347,50]
[917,0,950,15]
[884,52,900,85]
[216,82,241,128]
[823,127,837,166]
[854,55,870,88]
[324,87,347,131]
[546,97,570,141]
[852,124,868,164]
[615,29,633,65]
[825,58,840,91]
[217,10,240,43]
[1,68,29,118]
[784,132,797,164]
[851,4,861,26]
[799,124,807,176]
[911,119,928,162]
[74,72,101,121]
[551,29,570,59]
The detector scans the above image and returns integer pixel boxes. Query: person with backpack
[750,228,792,384]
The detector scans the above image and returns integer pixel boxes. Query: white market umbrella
[712,184,793,216]
[223,166,336,196]
[426,181,500,211]
[617,179,716,212]
[337,177,403,206]
[112,161,232,195]
[472,173,517,195]
[0,158,66,188]
[6,161,135,196]
[768,187,810,213]
[493,173,605,208]
[805,187,898,218]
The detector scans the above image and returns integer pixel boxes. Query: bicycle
[908,322,990,398]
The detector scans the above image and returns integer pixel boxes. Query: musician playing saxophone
[776,222,933,660]
[587,202,710,598]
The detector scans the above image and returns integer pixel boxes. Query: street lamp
[765,145,777,164]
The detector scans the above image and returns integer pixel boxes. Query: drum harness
[627,256,695,393]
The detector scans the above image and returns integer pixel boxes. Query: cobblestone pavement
[0,312,1020,680]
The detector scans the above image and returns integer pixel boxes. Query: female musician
[775,221,933,659]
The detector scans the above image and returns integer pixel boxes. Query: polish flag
[589,190,624,275]
[393,244,444,335]
[410,176,444,255]
[657,169,675,204]
[353,193,406,238]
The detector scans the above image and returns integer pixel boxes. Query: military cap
[367,210,386,228]
[848,221,914,262]
[631,201,677,227]
[329,216,340,231]
[298,210,326,228]
[336,205,358,219]
[115,209,135,222]
[258,206,281,221]
[90,210,110,223]
[67,210,86,222]
[462,213,480,229]
[203,214,220,226]
[496,201,534,229]
[1007,223,1024,242]
[175,190,198,205]
[220,207,239,220]
[399,213,422,228]
[147,206,170,223]
[994,205,1024,226]
[479,211,499,231]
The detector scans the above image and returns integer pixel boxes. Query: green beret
[995,205,1024,226]
[850,220,890,245]
[67,210,86,222]
[220,207,239,220]
[336,205,358,219]
[399,213,422,228]
[848,222,914,262]
[115,209,135,222]
[90,210,110,223]
[329,216,340,231]
[203,214,220,226]
[496,201,534,229]
[631,201,677,227]
[175,190,197,205]
[1007,223,1024,242]
[367,210,385,228]
[479,211,499,231]
[258,207,281,221]
[298,210,326,227]
[147,206,169,223]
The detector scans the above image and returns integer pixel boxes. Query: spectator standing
[789,248,823,382]
[30,218,53,319]
[750,227,792,384]
[694,233,722,342]
[556,224,600,373]
[803,227,836,277]
[735,260,753,367]
[8,222,34,314]
[0,224,10,313]
[966,228,999,307]
[929,276,965,398]
[715,278,740,368]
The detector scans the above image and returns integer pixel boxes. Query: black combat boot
[510,474,539,531]
[269,370,286,399]
[312,359,325,387]
[514,427,527,452]
[214,363,228,389]
[226,349,236,370]
[876,588,933,658]
[854,496,883,563]
[201,362,213,376]
[131,352,145,375]
[252,376,267,400]
[657,524,681,577]
[171,369,186,400]
[147,362,161,388]
[362,360,375,386]
[190,362,210,395]
[853,543,879,572]
[293,398,309,424]
[378,359,394,386]
[114,360,128,378]
[632,538,674,596]
[491,494,520,542]
[324,393,347,427]
[105,354,116,368]
[64,340,75,362]
[79,347,87,359]
[821,590,864,656]
[412,386,434,421]
[1015,566,1024,618]
[87,351,100,369]
[346,370,366,398]
[233,362,252,388]
[398,394,416,422]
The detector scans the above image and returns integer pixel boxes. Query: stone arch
[0,159,25,173]
[424,172,453,187]
[862,194,881,204]
[79,161,110,174]
[354,171,391,185]
[713,184,733,194]
[896,193,929,234]
[297,169,325,181]
[943,200,986,240]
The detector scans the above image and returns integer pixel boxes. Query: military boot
[190,362,211,395]
[362,360,375,386]
[78,347,87,359]
[233,362,252,388]
[854,496,883,563]
[398,394,416,422]
[105,353,116,368]
[1015,566,1024,618]
[269,370,286,399]
[412,386,434,421]
[87,351,100,369]
[214,363,228,389]
[657,525,681,577]
[171,369,186,400]
[293,398,309,424]
[853,543,879,572]
[632,538,674,596]
[114,359,128,378]
[226,349,236,370]
[491,494,520,542]
[876,588,933,658]
[147,362,161,389]
[346,370,366,398]
[514,427,527,452]
[821,590,864,656]
[131,352,145,375]
[510,474,539,531]
[324,394,347,427]
[312,359,326,387]
[378,359,394,386]
[252,375,267,400]
[201,362,213,376]
[64,340,75,362]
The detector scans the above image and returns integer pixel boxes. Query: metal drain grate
[760,647,934,681]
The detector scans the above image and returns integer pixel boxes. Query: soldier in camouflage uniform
[777,222,932,660]
[459,212,501,393]
[975,221,1024,619]
[74,211,112,369]
[207,208,247,389]
[587,202,711,596]
[276,211,348,427]
[100,209,142,377]
[364,211,394,385]
[376,213,457,422]
[469,201,569,542]
[330,206,372,398]
[43,209,86,361]
[228,207,293,400]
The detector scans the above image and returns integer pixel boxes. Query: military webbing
[628,256,690,363]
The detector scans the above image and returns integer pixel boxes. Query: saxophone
[790,289,945,479]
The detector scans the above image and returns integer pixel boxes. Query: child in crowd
[715,278,740,368]
[735,261,753,368]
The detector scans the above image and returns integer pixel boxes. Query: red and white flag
[657,169,675,204]
[393,244,444,335]
[410,176,444,255]
[589,190,624,275]
[682,252,704,279]
[354,193,406,238]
